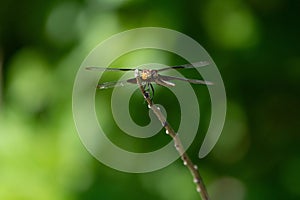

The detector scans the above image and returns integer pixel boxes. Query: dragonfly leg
[149,83,155,100]
[142,83,154,100]
[142,84,150,100]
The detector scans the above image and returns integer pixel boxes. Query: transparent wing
[86,61,209,72]
[157,61,210,72]
[158,74,213,85]
[97,78,137,89]
[86,67,135,71]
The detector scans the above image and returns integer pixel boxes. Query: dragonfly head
[141,69,151,80]
[140,69,159,82]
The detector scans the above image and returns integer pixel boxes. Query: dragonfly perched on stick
[86,61,213,98]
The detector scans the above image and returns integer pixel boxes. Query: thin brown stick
[134,70,210,200]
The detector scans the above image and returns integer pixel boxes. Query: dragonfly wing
[86,67,135,71]
[126,78,137,84]
[155,77,176,87]
[158,75,213,85]
[157,61,210,72]
[97,78,137,89]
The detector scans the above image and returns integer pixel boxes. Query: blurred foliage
[0,0,300,200]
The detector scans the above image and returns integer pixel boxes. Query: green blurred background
[1,0,299,199]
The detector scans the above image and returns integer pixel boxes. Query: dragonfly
[86,61,213,98]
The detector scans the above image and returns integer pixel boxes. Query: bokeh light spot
[202,0,260,49]
[45,2,81,46]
